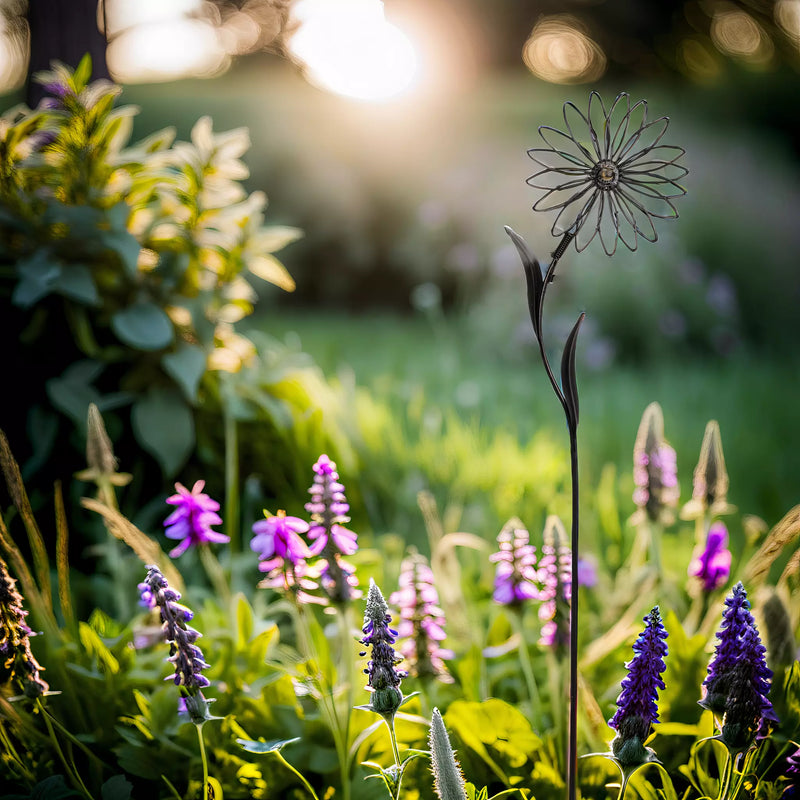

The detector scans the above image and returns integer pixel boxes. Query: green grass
[254,310,799,544]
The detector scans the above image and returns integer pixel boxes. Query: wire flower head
[0,557,49,699]
[163,480,228,558]
[139,565,214,724]
[390,552,455,683]
[688,521,732,593]
[527,91,687,256]
[358,579,407,721]
[490,518,540,607]
[608,607,669,766]
[305,454,360,604]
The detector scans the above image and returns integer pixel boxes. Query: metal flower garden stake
[505,91,687,800]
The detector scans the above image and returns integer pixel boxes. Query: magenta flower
[305,455,359,603]
[608,607,669,766]
[163,480,228,558]
[390,553,454,683]
[688,521,731,593]
[490,522,539,606]
[250,511,323,604]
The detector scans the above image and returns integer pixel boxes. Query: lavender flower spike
[0,557,49,699]
[538,516,573,652]
[700,582,756,715]
[720,622,777,749]
[163,480,228,558]
[358,579,406,721]
[139,565,213,724]
[490,519,539,607]
[688,521,731,593]
[608,606,669,766]
[390,553,454,683]
[306,454,360,603]
[631,402,679,525]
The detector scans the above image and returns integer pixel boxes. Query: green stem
[37,699,95,800]
[717,748,734,800]
[0,720,34,782]
[386,717,402,769]
[199,544,231,605]
[275,750,322,800]
[511,607,542,721]
[294,603,352,800]
[223,397,240,557]
[196,722,210,800]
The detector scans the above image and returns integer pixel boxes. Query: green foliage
[0,56,304,481]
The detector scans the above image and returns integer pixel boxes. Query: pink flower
[688,521,732,593]
[164,481,228,558]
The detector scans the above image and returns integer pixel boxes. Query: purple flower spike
[390,553,454,683]
[700,582,777,749]
[720,620,777,749]
[251,511,324,605]
[688,521,731,593]
[140,565,213,724]
[0,557,49,699]
[359,579,406,720]
[608,606,669,766]
[164,480,228,558]
[537,517,572,652]
[305,455,360,604]
[784,746,800,800]
[700,582,755,715]
[490,521,539,607]
[631,403,680,525]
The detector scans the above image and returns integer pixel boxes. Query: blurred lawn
[253,310,800,537]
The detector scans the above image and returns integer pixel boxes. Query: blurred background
[1,0,799,541]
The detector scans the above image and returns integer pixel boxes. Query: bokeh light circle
[523,16,606,84]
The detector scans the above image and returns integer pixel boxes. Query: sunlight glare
[288,0,419,102]
[107,18,228,83]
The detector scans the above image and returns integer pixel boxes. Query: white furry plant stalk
[429,708,468,800]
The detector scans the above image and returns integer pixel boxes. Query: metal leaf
[560,312,585,430]
[504,226,543,339]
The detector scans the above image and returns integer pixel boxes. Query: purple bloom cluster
[700,582,776,749]
[390,553,454,683]
[163,481,228,558]
[688,522,731,593]
[490,523,539,606]
[250,511,324,605]
[359,579,406,720]
[139,565,212,722]
[538,523,572,651]
[633,442,679,523]
[0,557,49,699]
[608,607,669,766]
[784,746,800,800]
[305,455,359,603]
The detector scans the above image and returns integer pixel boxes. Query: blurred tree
[25,0,109,106]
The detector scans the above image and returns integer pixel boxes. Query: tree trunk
[26,0,109,106]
